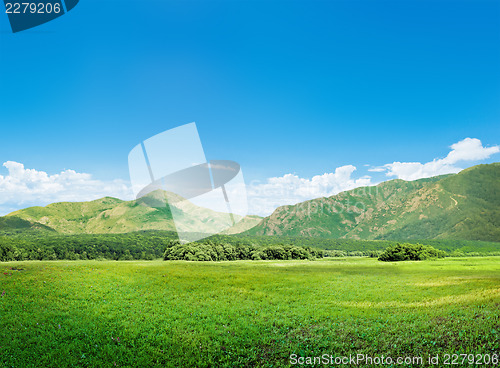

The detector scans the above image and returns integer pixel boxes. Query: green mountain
[247,163,500,242]
[4,190,262,235]
[3,163,498,241]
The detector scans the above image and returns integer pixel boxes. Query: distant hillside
[0,216,55,234]
[5,190,262,235]
[247,163,500,242]
[221,215,263,235]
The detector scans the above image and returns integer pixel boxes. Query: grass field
[1,257,499,367]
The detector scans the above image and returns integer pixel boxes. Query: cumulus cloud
[383,138,499,181]
[0,161,133,215]
[446,138,500,163]
[247,165,373,216]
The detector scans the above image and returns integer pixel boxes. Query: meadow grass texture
[0,257,499,367]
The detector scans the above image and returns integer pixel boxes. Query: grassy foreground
[0,258,499,367]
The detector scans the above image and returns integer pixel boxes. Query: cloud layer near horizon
[247,137,499,215]
[0,138,498,216]
[0,161,132,215]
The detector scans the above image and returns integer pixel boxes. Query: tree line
[163,240,324,261]
[0,232,324,262]
[0,231,497,262]
[0,232,176,261]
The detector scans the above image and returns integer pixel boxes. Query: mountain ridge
[246,163,500,242]
[3,190,262,235]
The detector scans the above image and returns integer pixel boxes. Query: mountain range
[1,163,499,242]
[246,163,500,242]
[2,190,262,235]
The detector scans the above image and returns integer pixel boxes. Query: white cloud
[247,165,374,216]
[383,138,500,181]
[446,138,500,163]
[0,161,133,215]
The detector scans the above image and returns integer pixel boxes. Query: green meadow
[1,257,499,367]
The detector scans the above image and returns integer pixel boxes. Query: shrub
[348,251,365,257]
[378,243,446,262]
[368,250,382,258]
[326,250,347,257]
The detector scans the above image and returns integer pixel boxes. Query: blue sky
[0,0,499,215]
